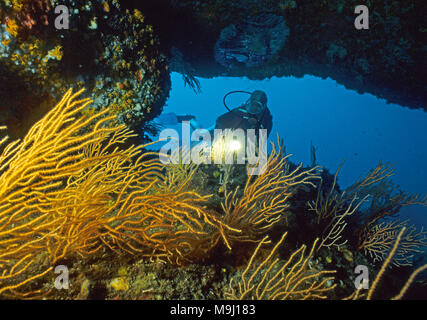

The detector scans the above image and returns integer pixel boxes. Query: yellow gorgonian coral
[226,233,336,300]
[51,45,63,60]
[218,141,320,249]
[1,38,11,46]
[45,45,63,61]
[0,88,233,298]
[133,9,144,22]
[11,0,24,11]
[5,18,19,37]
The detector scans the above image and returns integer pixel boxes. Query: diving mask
[245,90,268,115]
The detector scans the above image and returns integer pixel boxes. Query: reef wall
[0,0,170,141]
[141,0,426,110]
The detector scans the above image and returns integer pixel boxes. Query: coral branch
[0,88,231,297]
[358,220,427,267]
[225,233,336,300]
[219,140,320,249]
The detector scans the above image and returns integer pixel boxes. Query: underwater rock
[326,43,347,64]
[164,0,426,110]
[214,13,289,69]
[109,277,130,292]
[0,1,170,141]
[90,6,170,139]
[0,0,52,40]
[79,279,92,299]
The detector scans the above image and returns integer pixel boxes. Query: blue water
[160,72,427,227]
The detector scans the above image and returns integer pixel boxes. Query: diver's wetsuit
[214,105,273,135]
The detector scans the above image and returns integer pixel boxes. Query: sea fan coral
[219,141,320,249]
[225,233,336,300]
[0,88,231,297]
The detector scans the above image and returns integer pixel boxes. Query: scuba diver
[148,90,272,153]
[215,90,272,137]
[154,90,272,136]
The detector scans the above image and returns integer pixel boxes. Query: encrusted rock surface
[160,0,426,110]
